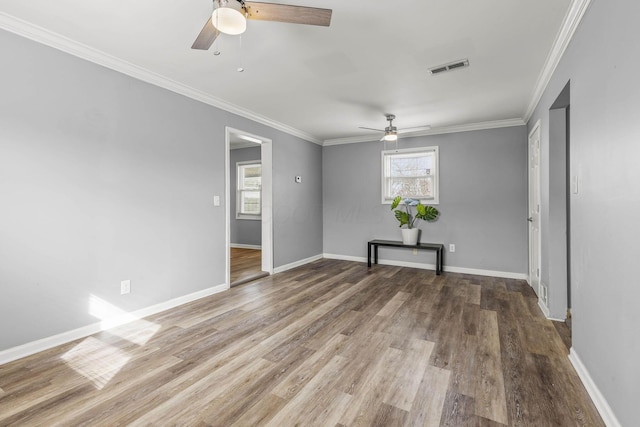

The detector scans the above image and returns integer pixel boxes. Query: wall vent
[428,59,470,75]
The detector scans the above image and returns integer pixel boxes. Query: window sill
[236,215,262,221]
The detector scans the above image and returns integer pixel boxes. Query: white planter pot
[401,228,419,245]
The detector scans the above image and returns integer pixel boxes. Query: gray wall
[528,0,640,424]
[544,108,568,318]
[230,146,262,247]
[323,127,528,274]
[0,29,323,351]
[272,132,323,267]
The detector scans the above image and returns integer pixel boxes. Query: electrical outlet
[449,244,456,252]
[539,283,548,305]
[295,176,302,183]
[120,280,131,295]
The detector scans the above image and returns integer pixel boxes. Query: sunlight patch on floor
[58,295,163,389]
[89,294,161,345]
[61,336,130,389]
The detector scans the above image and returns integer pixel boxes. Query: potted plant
[390,196,440,245]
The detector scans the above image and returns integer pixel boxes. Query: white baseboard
[538,299,551,317]
[443,265,527,280]
[322,253,528,280]
[273,254,323,274]
[230,243,262,250]
[323,253,366,263]
[0,283,228,365]
[569,349,622,427]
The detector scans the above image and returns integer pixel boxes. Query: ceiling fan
[359,114,432,142]
[192,0,332,50]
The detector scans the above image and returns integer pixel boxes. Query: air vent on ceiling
[428,59,470,75]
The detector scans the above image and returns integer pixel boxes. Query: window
[236,161,261,219]
[381,146,439,204]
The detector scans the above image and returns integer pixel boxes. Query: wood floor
[230,247,268,287]
[0,259,603,426]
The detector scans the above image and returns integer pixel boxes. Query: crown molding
[523,0,592,122]
[322,118,526,146]
[0,12,322,145]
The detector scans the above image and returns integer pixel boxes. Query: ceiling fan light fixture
[212,4,247,35]
[383,133,398,142]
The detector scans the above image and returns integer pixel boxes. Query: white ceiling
[0,0,576,144]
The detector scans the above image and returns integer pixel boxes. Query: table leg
[367,243,372,268]
[436,248,442,275]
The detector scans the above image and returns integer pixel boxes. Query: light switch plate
[121,280,131,295]
[213,195,221,206]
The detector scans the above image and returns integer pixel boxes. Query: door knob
[527,217,533,222]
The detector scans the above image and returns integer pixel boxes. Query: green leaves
[390,196,440,228]
[416,205,439,222]
[394,210,410,227]
[390,196,402,210]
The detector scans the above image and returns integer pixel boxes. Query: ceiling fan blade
[358,126,384,132]
[397,125,432,134]
[244,2,332,26]
[191,17,220,50]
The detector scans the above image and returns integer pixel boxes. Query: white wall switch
[571,176,579,194]
[213,195,221,206]
[120,280,131,295]
[449,244,456,252]
[295,176,302,183]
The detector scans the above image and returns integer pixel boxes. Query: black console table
[367,239,444,275]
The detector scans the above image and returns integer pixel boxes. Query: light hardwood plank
[271,333,349,399]
[264,355,349,427]
[338,346,405,426]
[409,364,451,426]
[475,309,509,424]
[468,283,482,305]
[382,338,435,411]
[230,393,286,426]
[376,291,411,317]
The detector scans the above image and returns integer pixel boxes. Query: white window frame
[236,160,262,220]
[381,146,439,204]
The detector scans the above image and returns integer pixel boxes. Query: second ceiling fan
[359,114,432,142]
[192,0,332,50]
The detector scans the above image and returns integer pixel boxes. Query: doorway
[548,81,572,349]
[225,127,273,287]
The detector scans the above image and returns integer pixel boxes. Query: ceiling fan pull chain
[213,36,221,56]
[237,35,245,72]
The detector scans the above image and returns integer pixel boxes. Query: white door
[528,122,542,296]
